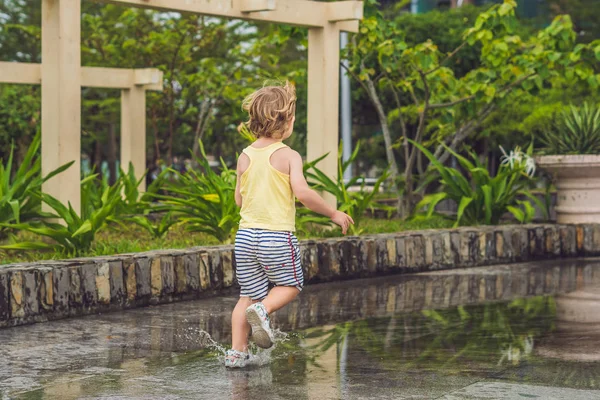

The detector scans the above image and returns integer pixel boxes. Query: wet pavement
[2,259,600,399]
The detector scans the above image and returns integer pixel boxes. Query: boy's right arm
[289,151,354,234]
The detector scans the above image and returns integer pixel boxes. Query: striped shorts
[234,228,304,300]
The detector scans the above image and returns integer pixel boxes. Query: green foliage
[347,0,599,210]
[153,142,239,244]
[0,132,73,238]
[538,102,600,155]
[126,212,178,240]
[412,140,545,227]
[0,177,124,256]
[305,142,393,235]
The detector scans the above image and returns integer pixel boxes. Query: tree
[345,0,600,213]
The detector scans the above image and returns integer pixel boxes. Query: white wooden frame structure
[0,0,363,212]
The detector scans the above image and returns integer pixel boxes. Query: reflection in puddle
[2,260,600,399]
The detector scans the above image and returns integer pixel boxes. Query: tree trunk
[151,107,161,163]
[94,139,102,174]
[364,76,399,185]
[192,99,213,158]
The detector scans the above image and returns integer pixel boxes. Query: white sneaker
[225,349,249,368]
[246,302,274,349]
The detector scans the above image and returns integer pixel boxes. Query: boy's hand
[331,211,354,235]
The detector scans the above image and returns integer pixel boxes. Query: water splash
[188,327,291,367]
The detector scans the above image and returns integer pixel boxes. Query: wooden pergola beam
[100,0,362,32]
[0,62,163,90]
[0,60,163,195]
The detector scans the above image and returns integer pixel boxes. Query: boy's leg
[231,296,254,352]
[262,286,300,314]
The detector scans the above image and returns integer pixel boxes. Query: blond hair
[242,81,297,139]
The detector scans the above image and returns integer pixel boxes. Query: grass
[0,216,453,266]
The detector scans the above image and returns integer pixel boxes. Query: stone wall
[1,224,599,329]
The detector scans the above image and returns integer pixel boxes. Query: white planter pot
[536,155,600,224]
[536,290,600,362]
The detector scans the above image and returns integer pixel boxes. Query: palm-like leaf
[410,140,541,227]
[539,102,600,155]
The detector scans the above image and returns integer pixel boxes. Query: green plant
[539,102,600,155]
[126,212,178,239]
[0,132,73,239]
[153,141,239,244]
[412,140,545,227]
[305,142,393,235]
[0,175,124,255]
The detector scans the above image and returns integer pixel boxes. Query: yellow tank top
[239,142,296,232]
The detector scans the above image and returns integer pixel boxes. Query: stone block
[424,235,434,267]
[209,250,223,290]
[174,255,187,294]
[199,252,211,290]
[53,266,69,315]
[69,265,83,312]
[484,231,496,263]
[0,271,9,322]
[328,241,341,276]
[511,227,529,261]
[583,225,595,255]
[576,225,584,253]
[337,239,355,277]
[22,269,39,317]
[430,234,445,269]
[109,260,125,306]
[81,263,98,312]
[501,229,513,261]
[96,263,110,306]
[495,231,504,260]
[440,232,453,267]
[386,238,397,268]
[560,225,577,257]
[376,239,389,272]
[405,235,425,270]
[317,242,333,279]
[151,256,162,298]
[9,270,24,319]
[123,259,137,304]
[135,257,151,300]
[359,239,377,274]
[449,232,461,267]
[221,250,234,288]
[38,267,54,312]
[544,226,561,257]
[594,225,600,256]
[395,237,407,270]
[534,227,545,257]
[184,253,201,292]
[461,231,479,266]
[161,255,175,295]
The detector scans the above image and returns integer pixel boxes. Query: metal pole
[340,31,353,181]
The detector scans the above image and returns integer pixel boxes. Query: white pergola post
[307,23,341,206]
[41,0,82,212]
[121,85,147,191]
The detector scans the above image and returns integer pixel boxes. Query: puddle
[1,259,600,399]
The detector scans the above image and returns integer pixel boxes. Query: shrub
[153,142,239,244]
[305,142,393,235]
[0,132,73,239]
[538,102,600,155]
[1,176,124,255]
[412,140,545,227]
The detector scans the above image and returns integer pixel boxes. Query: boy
[225,82,354,368]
